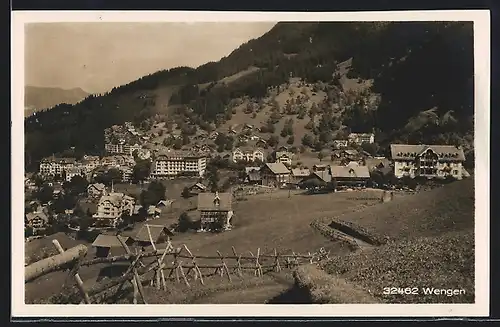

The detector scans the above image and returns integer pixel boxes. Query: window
[453,170,458,175]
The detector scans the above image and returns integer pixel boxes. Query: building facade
[66,167,83,182]
[197,192,233,231]
[390,144,466,180]
[151,151,207,178]
[348,133,375,145]
[260,162,291,187]
[92,192,135,227]
[231,147,265,163]
[39,157,77,177]
[275,151,293,166]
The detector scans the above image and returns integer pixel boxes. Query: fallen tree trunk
[25,244,88,283]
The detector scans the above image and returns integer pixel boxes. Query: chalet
[332,139,349,149]
[255,139,267,148]
[87,183,107,199]
[365,157,391,172]
[312,164,329,172]
[92,191,135,228]
[290,168,311,185]
[260,162,291,187]
[231,147,265,163]
[275,151,293,166]
[390,144,466,180]
[331,149,361,162]
[330,162,371,188]
[157,200,174,209]
[348,133,375,145]
[244,167,262,185]
[92,234,133,258]
[188,182,207,195]
[147,206,162,218]
[132,224,173,247]
[25,211,49,230]
[197,192,234,231]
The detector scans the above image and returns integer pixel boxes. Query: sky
[25,22,276,94]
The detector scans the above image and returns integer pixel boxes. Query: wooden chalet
[197,192,233,231]
[91,234,133,258]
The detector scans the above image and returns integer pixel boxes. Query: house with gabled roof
[260,162,291,187]
[348,133,375,145]
[329,162,371,188]
[244,167,262,185]
[92,234,133,258]
[290,168,311,185]
[92,190,135,228]
[197,192,234,231]
[275,150,293,166]
[25,211,49,230]
[132,224,173,247]
[231,147,265,163]
[390,144,466,180]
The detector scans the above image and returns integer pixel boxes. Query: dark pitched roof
[197,192,232,211]
[390,144,465,161]
[330,164,370,178]
[313,170,332,183]
[291,168,311,177]
[133,224,167,243]
[247,170,262,181]
[264,162,290,175]
[92,234,129,248]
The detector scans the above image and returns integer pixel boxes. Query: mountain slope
[24,86,89,116]
[24,22,474,171]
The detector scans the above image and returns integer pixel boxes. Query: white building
[348,133,375,145]
[66,167,83,182]
[39,156,77,177]
[231,147,265,163]
[275,151,293,166]
[390,144,466,180]
[151,150,207,178]
[92,191,135,228]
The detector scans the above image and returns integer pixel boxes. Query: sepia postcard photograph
[11,10,490,318]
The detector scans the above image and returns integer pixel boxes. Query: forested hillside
[24,21,474,171]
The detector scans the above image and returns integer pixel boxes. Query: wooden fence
[25,236,330,304]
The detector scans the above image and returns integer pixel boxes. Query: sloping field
[336,178,474,240]
[317,179,475,304]
[25,190,382,304]
[168,190,383,257]
[292,264,380,303]
[322,230,474,303]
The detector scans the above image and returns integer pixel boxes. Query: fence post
[255,248,263,277]
[117,235,147,304]
[146,224,167,291]
[217,251,232,282]
[232,246,243,277]
[178,261,190,287]
[274,248,281,272]
[184,245,204,285]
[52,240,91,304]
